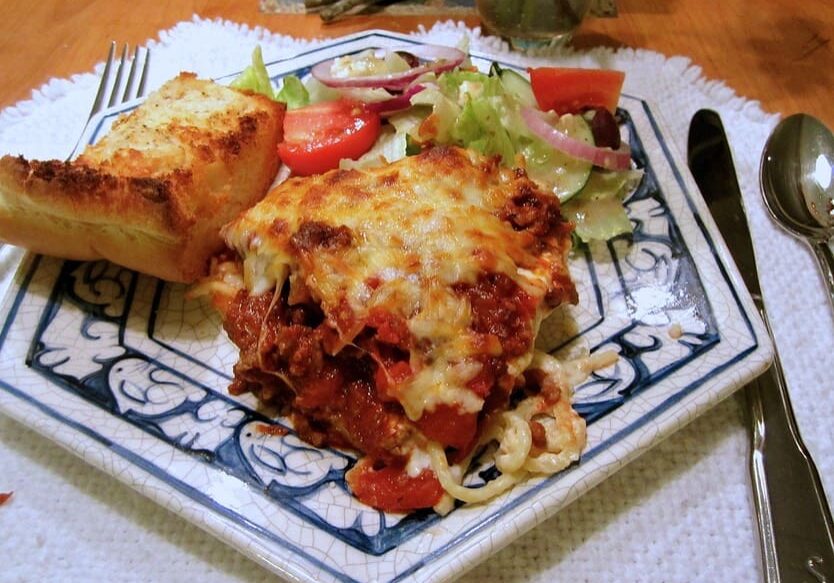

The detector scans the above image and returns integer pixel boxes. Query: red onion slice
[311,45,465,91]
[521,107,632,171]
[364,84,426,114]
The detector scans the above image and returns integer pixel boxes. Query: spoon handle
[812,240,834,310]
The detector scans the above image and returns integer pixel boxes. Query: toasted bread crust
[0,73,285,282]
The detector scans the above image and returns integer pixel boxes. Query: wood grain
[0,0,831,129]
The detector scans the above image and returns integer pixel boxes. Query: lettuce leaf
[275,75,310,109]
[230,46,275,100]
[413,70,520,164]
[231,46,309,109]
[339,125,407,170]
[410,86,459,144]
[453,97,515,163]
[339,110,427,170]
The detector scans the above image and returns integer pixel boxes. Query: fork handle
[746,307,834,582]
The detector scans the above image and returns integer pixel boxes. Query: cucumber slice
[563,193,632,242]
[499,69,537,109]
[562,168,644,242]
[523,113,594,202]
[489,62,537,108]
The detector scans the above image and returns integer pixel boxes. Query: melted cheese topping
[221,146,573,419]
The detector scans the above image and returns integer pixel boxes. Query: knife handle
[747,308,834,582]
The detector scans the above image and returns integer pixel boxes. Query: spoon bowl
[760,113,834,307]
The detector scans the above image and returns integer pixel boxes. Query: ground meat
[454,272,536,358]
[290,220,353,252]
[222,287,414,462]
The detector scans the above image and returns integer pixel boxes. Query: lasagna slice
[201,146,604,512]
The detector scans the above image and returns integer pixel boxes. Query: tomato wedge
[528,67,625,115]
[278,99,381,176]
[347,459,444,512]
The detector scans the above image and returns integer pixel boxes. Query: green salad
[233,45,643,243]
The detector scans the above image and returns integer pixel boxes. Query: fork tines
[89,42,151,121]
[103,42,151,108]
[68,42,151,161]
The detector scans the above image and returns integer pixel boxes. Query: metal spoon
[761,113,834,308]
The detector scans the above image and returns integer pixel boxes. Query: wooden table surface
[1,0,832,130]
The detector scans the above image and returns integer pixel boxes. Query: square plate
[0,31,771,583]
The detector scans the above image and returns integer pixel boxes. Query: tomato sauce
[223,288,413,465]
[365,307,411,347]
[416,404,478,451]
[221,271,533,511]
[255,423,289,437]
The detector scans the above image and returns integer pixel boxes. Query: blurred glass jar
[476,0,592,49]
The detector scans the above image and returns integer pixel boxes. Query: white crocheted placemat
[0,16,830,583]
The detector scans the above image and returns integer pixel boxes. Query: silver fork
[67,42,151,160]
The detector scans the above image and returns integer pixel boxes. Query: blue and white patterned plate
[0,32,772,583]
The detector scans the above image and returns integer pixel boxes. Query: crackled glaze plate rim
[0,30,772,583]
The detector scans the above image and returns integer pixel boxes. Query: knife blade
[687,108,834,583]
